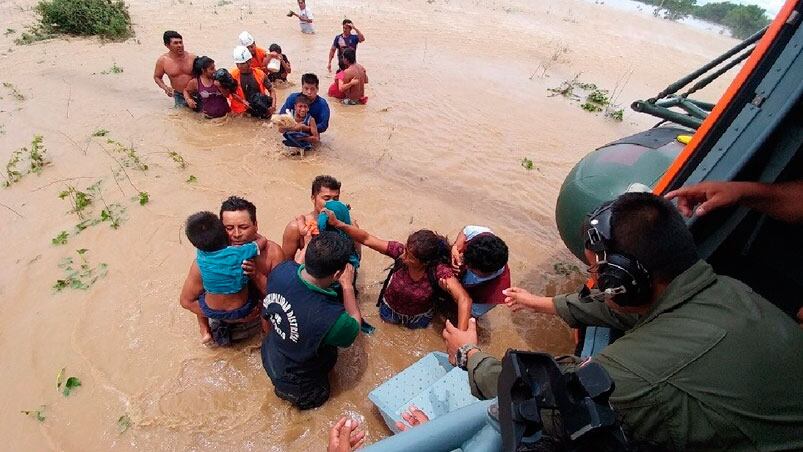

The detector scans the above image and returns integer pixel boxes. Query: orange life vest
[229,67,267,114]
[249,46,267,70]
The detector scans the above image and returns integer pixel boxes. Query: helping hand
[665,181,744,218]
[442,318,478,365]
[327,417,365,452]
[502,287,541,312]
[321,208,341,227]
[164,87,174,97]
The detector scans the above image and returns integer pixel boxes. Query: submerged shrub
[33,0,133,41]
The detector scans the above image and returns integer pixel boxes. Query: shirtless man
[153,30,196,108]
[180,196,284,345]
[282,175,360,261]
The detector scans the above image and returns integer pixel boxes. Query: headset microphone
[584,203,652,307]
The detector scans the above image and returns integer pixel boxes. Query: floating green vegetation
[136,191,149,206]
[2,82,25,101]
[91,128,110,137]
[52,230,70,245]
[106,139,148,171]
[4,28,15,36]
[61,377,81,397]
[117,414,132,433]
[521,157,534,171]
[100,62,124,75]
[168,151,187,169]
[186,175,197,183]
[3,135,49,187]
[53,249,107,292]
[59,180,100,219]
[21,406,46,422]
[553,262,582,277]
[549,76,625,121]
[606,108,624,122]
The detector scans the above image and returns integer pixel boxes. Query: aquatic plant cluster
[16,0,133,44]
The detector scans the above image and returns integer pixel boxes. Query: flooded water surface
[0,0,739,449]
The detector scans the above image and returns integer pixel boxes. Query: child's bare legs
[197,313,213,344]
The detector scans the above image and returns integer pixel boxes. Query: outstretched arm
[666,180,803,223]
[323,209,390,256]
[441,276,472,330]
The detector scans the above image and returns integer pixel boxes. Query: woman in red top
[322,210,473,330]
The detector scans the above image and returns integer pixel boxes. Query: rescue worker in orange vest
[239,31,269,73]
[230,45,277,117]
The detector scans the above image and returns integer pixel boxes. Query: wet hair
[192,56,215,77]
[464,234,509,274]
[163,30,182,45]
[342,19,353,26]
[269,43,282,53]
[294,94,311,106]
[305,231,352,278]
[301,73,319,88]
[599,192,698,283]
[342,48,356,65]
[407,230,451,268]
[219,196,257,224]
[311,175,341,196]
[185,211,228,252]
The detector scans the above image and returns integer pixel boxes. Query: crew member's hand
[338,263,355,288]
[450,245,463,274]
[503,287,543,312]
[163,86,174,97]
[268,105,276,116]
[186,98,197,109]
[327,417,366,452]
[395,405,429,431]
[665,181,744,218]
[242,259,256,277]
[327,62,332,73]
[442,318,478,365]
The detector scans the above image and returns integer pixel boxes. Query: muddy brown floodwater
[0,0,739,449]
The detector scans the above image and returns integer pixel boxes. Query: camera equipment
[497,350,629,452]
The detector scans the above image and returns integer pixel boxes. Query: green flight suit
[467,260,803,450]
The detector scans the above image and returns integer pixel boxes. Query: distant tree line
[635,0,771,39]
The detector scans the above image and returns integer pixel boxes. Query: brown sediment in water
[0,0,738,449]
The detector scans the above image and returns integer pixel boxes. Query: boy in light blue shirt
[185,211,265,344]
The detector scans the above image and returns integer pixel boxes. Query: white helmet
[233,45,253,64]
[238,31,255,47]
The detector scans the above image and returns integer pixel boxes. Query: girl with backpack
[321,209,473,330]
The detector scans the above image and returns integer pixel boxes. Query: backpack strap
[376,258,404,307]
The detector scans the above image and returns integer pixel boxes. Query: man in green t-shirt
[261,231,362,410]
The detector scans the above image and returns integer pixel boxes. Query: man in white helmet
[229,45,276,117]
[239,31,269,73]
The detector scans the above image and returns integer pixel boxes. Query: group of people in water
[180,175,512,409]
[153,0,369,152]
[163,4,803,450]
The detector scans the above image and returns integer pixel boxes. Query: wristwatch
[456,343,480,370]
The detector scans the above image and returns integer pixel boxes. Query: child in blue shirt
[185,211,265,344]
